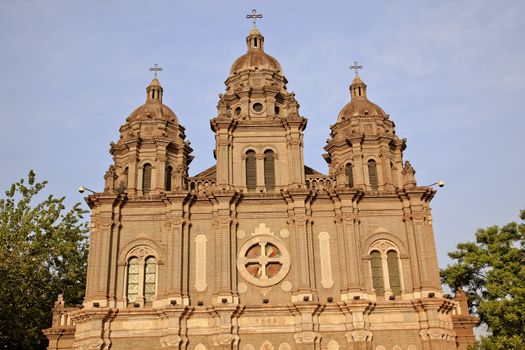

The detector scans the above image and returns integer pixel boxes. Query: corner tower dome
[337,75,387,122]
[108,70,193,196]
[125,78,179,124]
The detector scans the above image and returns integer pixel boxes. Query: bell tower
[323,64,408,192]
[211,21,307,192]
[108,71,193,196]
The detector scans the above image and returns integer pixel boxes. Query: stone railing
[305,175,335,191]
[51,306,78,327]
[187,178,216,195]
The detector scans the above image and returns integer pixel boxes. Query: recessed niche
[234,106,241,116]
[274,105,280,115]
[252,102,264,112]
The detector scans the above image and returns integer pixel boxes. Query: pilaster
[208,190,241,304]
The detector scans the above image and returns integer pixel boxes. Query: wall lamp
[426,180,445,188]
[78,185,95,194]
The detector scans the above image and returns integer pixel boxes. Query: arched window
[127,257,139,303]
[264,150,275,191]
[142,163,152,194]
[165,166,173,191]
[144,257,157,302]
[246,150,256,191]
[368,159,378,191]
[346,163,354,187]
[370,251,384,295]
[387,250,401,296]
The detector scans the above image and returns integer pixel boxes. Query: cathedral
[44,12,477,350]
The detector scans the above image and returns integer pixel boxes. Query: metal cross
[149,63,163,79]
[246,9,263,29]
[350,61,363,77]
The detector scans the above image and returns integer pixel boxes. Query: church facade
[44,19,477,350]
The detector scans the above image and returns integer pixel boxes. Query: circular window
[234,106,241,116]
[252,102,264,113]
[237,235,290,287]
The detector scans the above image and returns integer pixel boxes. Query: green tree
[0,171,88,350]
[441,210,525,350]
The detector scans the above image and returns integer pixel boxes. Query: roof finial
[246,9,263,29]
[350,61,363,77]
[149,63,163,79]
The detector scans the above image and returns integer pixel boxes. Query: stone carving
[327,339,340,350]
[278,343,291,350]
[281,280,292,292]
[194,343,207,350]
[260,341,274,350]
[253,223,274,236]
[238,282,248,293]
[345,330,373,342]
[194,234,208,292]
[279,229,289,238]
[294,331,319,344]
[318,231,334,288]
[393,346,402,350]
[428,328,445,340]
[160,335,182,347]
[211,333,238,346]
[369,239,397,254]
[237,230,246,239]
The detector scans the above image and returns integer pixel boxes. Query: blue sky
[0,1,523,268]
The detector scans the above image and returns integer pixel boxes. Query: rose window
[237,235,290,287]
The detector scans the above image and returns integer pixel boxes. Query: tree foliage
[0,171,88,349]
[441,210,525,350]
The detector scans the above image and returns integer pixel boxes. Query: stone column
[340,301,374,350]
[211,190,240,304]
[286,189,315,299]
[210,305,243,350]
[85,196,119,307]
[159,306,191,350]
[256,153,265,191]
[291,304,323,350]
[351,141,365,189]
[212,118,234,188]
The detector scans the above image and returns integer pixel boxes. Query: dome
[125,78,179,123]
[337,97,386,122]
[337,76,386,122]
[229,50,282,75]
[126,101,178,123]
[229,28,283,76]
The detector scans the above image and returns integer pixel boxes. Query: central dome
[229,28,283,76]
[229,50,282,75]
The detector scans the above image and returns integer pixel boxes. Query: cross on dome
[149,63,163,79]
[246,9,263,29]
[350,61,363,77]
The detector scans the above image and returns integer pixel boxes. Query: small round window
[234,106,241,116]
[252,102,264,113]
[237,236,290,287]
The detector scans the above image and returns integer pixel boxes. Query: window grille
[246,151,257,191]
[264,150,275,191]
